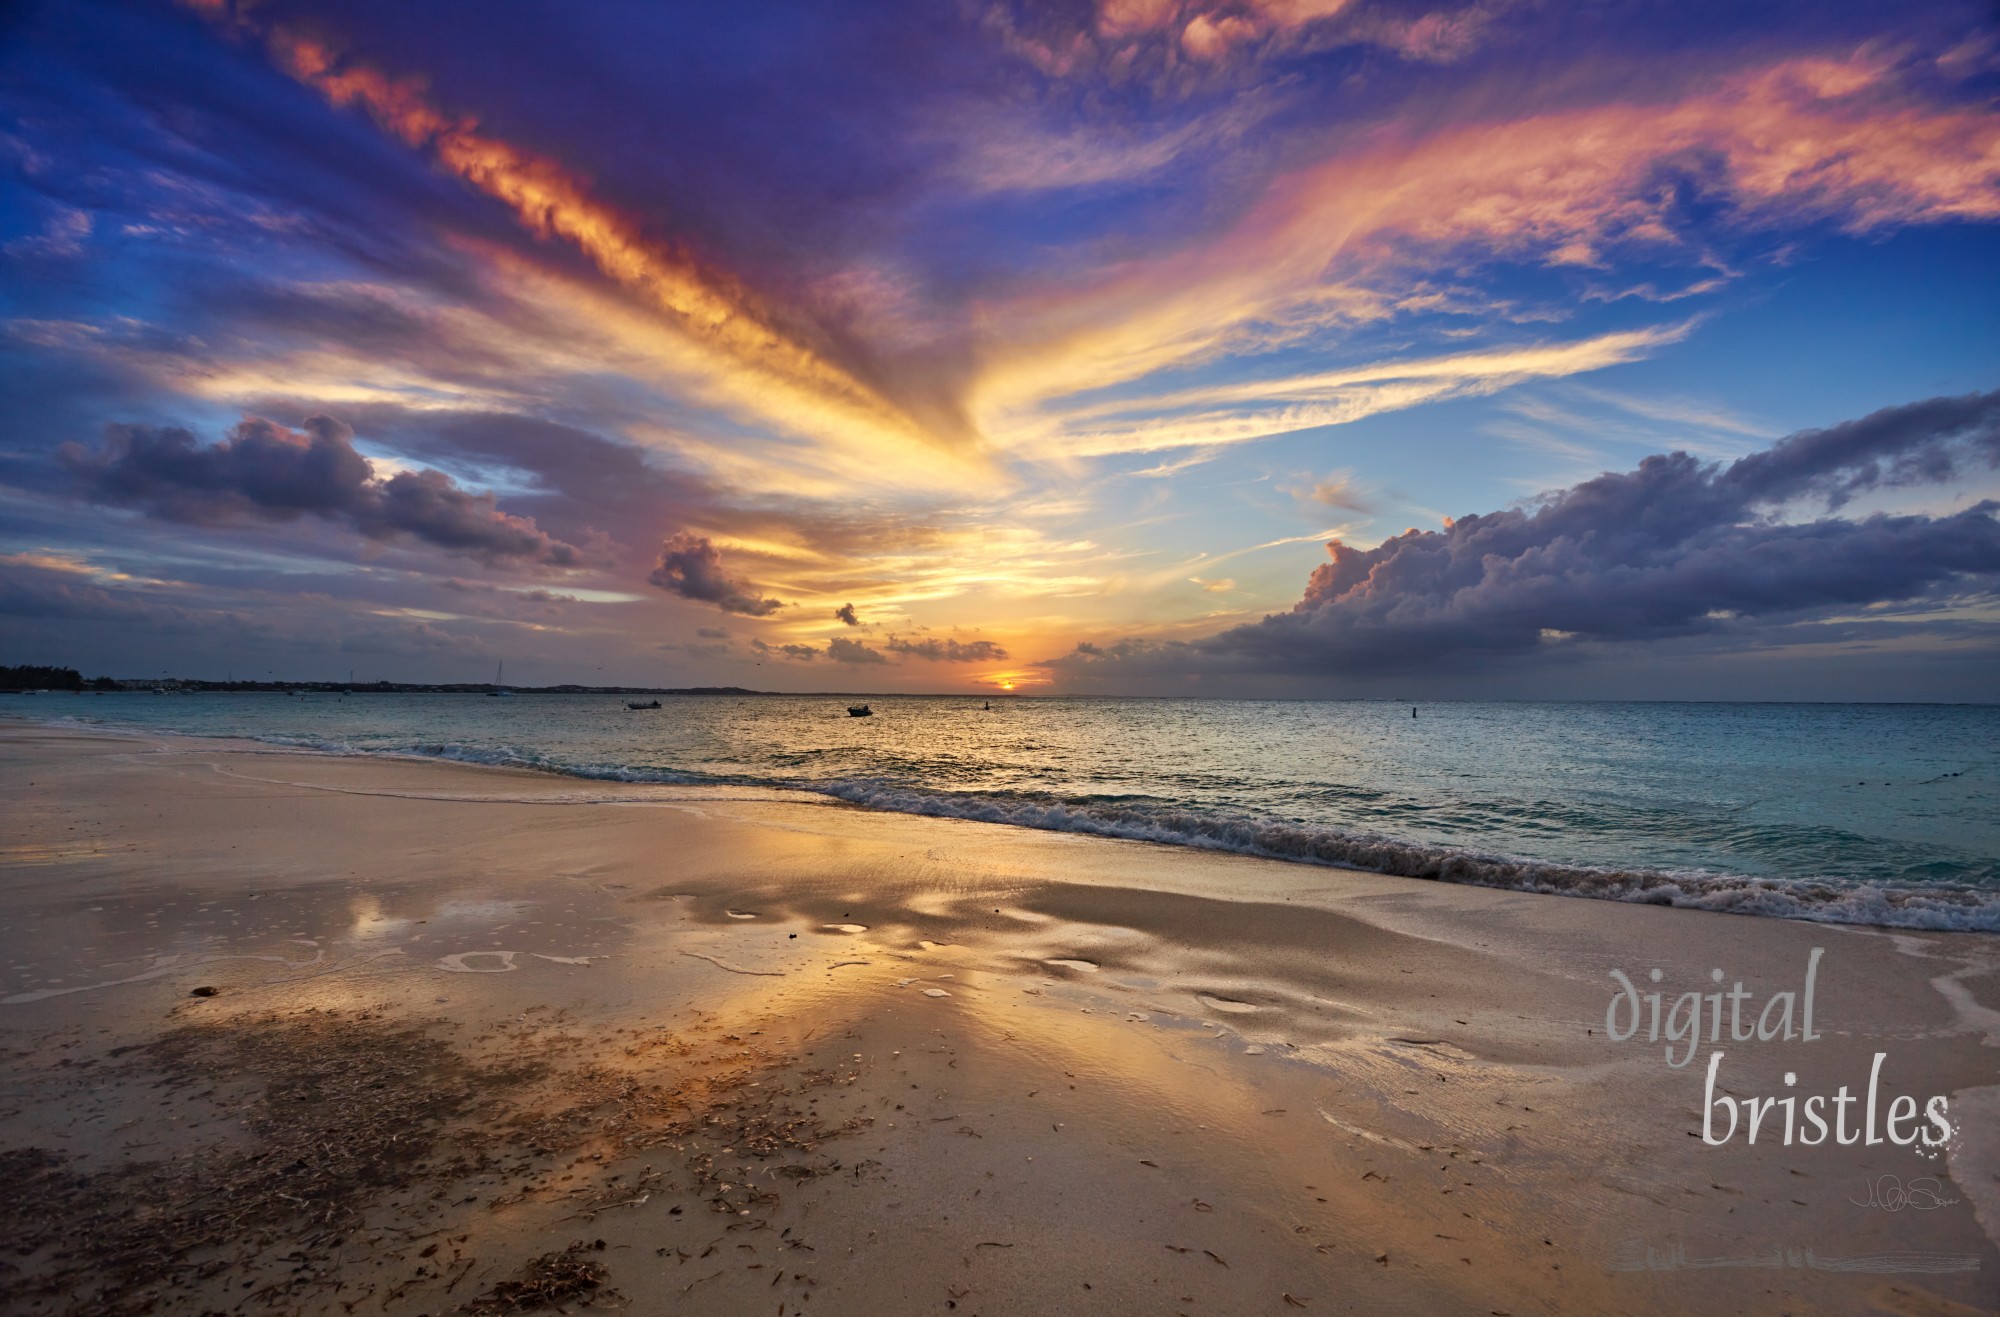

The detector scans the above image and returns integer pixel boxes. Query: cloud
[971,51,2000,424]
[1049,391,2000,677]
[751,637,824,662]
[4,205,92,259]
[696,625,731,639]
[648,532,785,616]
[827,636,889,664]
[0,558,176,623]
[187,10,962,468]
[1307,472,1370,511]
[369,468,580,565]
[1006,323,1695,457]
[885,635,1009,662]
[59,414,580,565]
[746,634,902,664]
[835,602,860,625]
[945,115,1213,195]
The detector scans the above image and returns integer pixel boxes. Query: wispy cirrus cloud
[182,4,985,482]
[1007,323,1694,457]
[969,51,2000,424]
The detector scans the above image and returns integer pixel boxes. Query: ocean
[17,693,1999,931]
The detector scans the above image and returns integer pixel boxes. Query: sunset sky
[3,0,1997,697]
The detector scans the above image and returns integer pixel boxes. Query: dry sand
[0,721,1995,1316]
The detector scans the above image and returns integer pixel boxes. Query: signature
[1849,1175,1960,1212]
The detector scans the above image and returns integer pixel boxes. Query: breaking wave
[811,780,2000,933]
[20,711,2000,933]
[240,734,729,785]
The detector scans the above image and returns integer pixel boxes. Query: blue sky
[2,0,1997,696]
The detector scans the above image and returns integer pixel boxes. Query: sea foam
[811,779,2000,933]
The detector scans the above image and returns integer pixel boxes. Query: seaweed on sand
[0,1010,532,1315]
[455,1239,620,1314]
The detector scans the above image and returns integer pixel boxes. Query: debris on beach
[0,1006,870,1316]
[457,1239,619,1314]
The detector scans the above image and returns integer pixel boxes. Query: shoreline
[1,722,1996,1314]
[10,709,1997,935]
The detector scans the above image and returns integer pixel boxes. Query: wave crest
[21,713,1999,933]
[812,780,2000,933]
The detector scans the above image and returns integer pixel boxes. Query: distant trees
[0,665,86,690]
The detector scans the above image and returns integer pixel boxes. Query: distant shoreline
[2,681,772,696]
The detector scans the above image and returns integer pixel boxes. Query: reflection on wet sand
[1,723,1996,1315]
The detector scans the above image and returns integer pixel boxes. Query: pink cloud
[974,50,2000,409]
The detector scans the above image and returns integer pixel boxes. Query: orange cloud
[183,9,962,473]
[282,38,891,404]
[1006,324,1695,457]
[1096,0,1466,64]
[971,52,2000,422]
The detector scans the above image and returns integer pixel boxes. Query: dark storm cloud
[648,533,784,616]
[59,415,581,566]
[835,602,859,626]
[1720,391,2000,508]
[1050,391,2000,678]
[885,635,1007,662]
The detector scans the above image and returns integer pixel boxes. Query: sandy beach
[1,720,1994,1316]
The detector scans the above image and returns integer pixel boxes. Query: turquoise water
[16,693,1999,931]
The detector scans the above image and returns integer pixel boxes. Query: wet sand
[1,720,1995,1316]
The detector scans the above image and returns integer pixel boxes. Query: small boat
[488,660,513,696]
[847,704,873,717]
[628,699,661,710]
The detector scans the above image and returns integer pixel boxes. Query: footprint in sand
[922,987,951,998]
[438,951,518,973]
[1196,993,1263,1014]
[1044,958,1100,973]
[822,923,868,933]
[724,910,760,920]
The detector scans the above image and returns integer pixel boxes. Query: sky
[1,0,1997,698]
